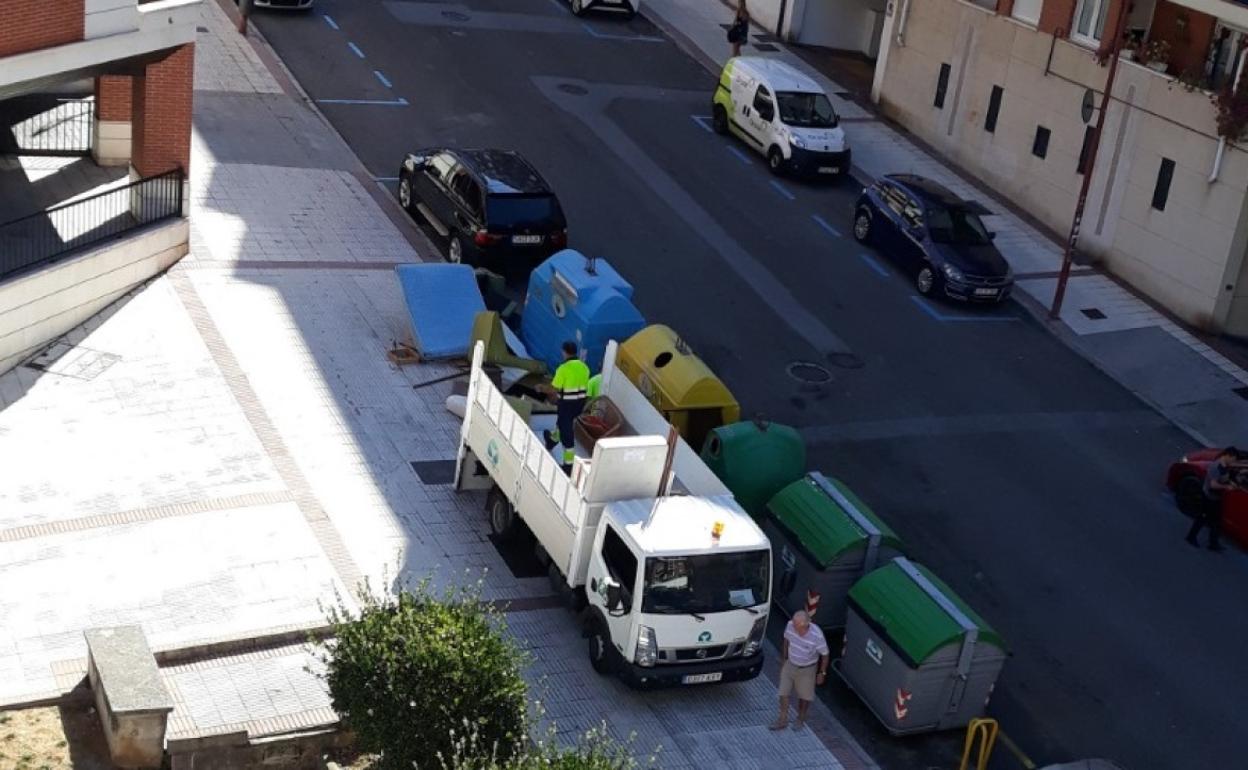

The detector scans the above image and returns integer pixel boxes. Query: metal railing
[0,169,184,281]
[0,97,94,157]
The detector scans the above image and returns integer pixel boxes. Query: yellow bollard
[958,718,999,770]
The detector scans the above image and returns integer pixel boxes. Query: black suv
[398,148,568,276]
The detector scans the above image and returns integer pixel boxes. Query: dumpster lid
[848,559,1005,666]
[620,326,737,408]
[767,474,902,567]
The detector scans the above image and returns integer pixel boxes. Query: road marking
[726,145,752,165]
[373,176,400,182]
[322,14,339,30]
[769,180,795,201]
[811,214,841,238]
[909,295,1019,323]
[374,70,393,88]
[347,41,365,59]
[317,97,410,106]
[581,23,665,42]
[690,114,713,133]
[858,252,889,278]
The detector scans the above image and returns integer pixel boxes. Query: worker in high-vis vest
[586,373,603,400]
[542,341,591,474]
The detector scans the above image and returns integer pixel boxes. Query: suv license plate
[974,287,998,297]
[512,235,543,244]
[818,166,839,174]
[682,672,723,685]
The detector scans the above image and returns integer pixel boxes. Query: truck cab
[585,496,770,687]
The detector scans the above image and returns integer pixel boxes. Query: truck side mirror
[606,582,624,613]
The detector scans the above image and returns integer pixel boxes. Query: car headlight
[787,131,805,149]
[743,615,767,657]
[635,625,658,668]
[942,263,964,282]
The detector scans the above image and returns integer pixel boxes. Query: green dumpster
[762,472,904,631]
[700,420,805,519]
[837,558,1007,736]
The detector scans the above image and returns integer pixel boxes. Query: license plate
[682,672,723,685]
[512,235,542,244]
[974,287,999,297]
[818,166,839,174]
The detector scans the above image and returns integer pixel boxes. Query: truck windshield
[775,91,837,128]
[642,550,770,615]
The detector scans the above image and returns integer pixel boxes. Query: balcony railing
[0,169,184,281]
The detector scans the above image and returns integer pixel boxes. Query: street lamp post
[1050,2,1133,319]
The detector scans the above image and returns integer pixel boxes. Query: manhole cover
[787,361,833,384]
[557,83,589,96]
[828,352,865,369]
[441,10,470,21]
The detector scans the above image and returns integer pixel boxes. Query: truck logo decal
[866,638,883,665]
[698,631,712,643]
[486,439,500,467]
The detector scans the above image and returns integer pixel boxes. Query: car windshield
[775,91,837,128]
[641,550,770,615]
[926,205,991,245]
[486,194,560,228]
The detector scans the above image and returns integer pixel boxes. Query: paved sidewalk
[643,0,1248,448]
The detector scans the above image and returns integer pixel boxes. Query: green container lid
[767,474,903,568]
[701,420,805,518]
[849,560,1006,667]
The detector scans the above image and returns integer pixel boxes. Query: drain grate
[441,10,470,21]
[557,83,589,95]
[1080,307,1107,320]
[25,341,120,381]
[787,361,833,384]
[410,459,457,485]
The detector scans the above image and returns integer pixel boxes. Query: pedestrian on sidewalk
[1186,446,1240,551]
[541,341,590,475]
[770,610,828,732]
[728,0,750,58]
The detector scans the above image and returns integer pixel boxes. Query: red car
[1166,449,1248,547]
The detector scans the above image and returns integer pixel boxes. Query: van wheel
[767,147,785,176]
[588,620,613,675]
[712,105,729,135]
[853,208,872,243]
[487,488,517,541]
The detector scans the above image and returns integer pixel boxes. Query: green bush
[443,726,653,770]
[318,578,529,769]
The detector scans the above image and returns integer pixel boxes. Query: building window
[1032,126,1051,159]
[1073,0,1111,45]
[1152,158,1175,211]
[935,63,951,109]
[1012,0,1042,25]
[984,86,1003,133]
[1076,126,1095,174]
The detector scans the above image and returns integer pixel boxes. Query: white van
[711,57,851,178]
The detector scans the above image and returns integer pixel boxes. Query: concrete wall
[874,0,1248,332]
[787,0,888,54]
[0,219,189,374]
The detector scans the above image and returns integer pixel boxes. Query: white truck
[454,340,771,688]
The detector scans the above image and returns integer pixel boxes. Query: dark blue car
[852,174,1014,303]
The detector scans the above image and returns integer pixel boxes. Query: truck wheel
[588,621,613,675]
[487,488,517,541]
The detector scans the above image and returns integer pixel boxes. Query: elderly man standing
[770,610,829,731]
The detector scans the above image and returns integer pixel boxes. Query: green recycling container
[700,420,805,519]
[838,558,1007,736]
[763,472,904,632]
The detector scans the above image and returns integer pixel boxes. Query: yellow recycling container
[616,325,740,450]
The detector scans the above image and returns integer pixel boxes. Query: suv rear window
[486,194,561,228]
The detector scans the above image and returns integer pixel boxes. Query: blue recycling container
[521,250,646,373]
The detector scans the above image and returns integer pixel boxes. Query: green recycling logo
[698,631,712,643]
[486,439,500,467]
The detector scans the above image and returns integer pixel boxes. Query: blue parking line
[690,115,713,133]
[858,252,889,278]
[374,70,393,88]
[348,42,365,59]
[769,180,795,201]
[726,146,752,165]
[909,295,1019,323]
[581,23,664,43]
[811,214,841,238]
[317,97,409,106]
[322,14,339,30]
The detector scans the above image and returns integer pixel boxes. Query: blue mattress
[395,263,485,360]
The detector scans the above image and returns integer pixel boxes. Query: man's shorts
[778,660,817,701]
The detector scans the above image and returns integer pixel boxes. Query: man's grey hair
[793,610,810,624]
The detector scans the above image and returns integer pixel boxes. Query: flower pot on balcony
[1146,61,1169,74]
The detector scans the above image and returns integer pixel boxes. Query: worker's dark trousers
[1186,497,1224,547]
[555,397,585,470]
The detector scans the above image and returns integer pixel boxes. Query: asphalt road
[253,2,1244,767]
